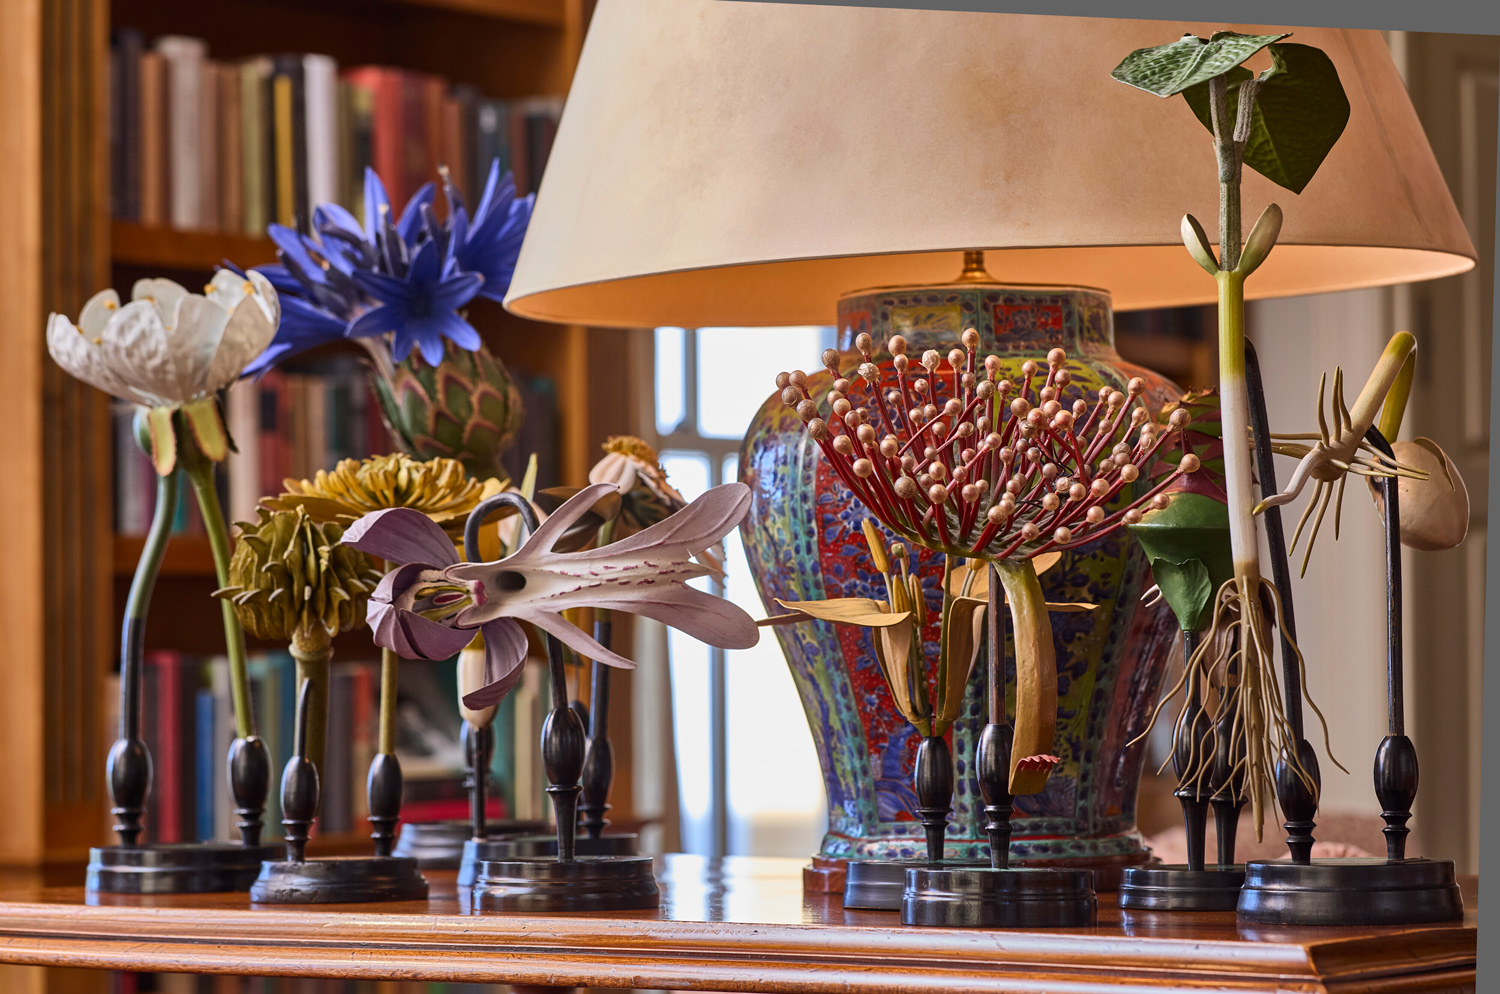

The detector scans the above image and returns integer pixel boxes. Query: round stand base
[470,855,659,912]
[902,865,1097,927]
[87,842,279,895]
[249,855,429,904]
[392,819,552,869]
[1237,857,1463,926]
[1118,864,1245,912]
[843,858,987,911]
[457,833,640,887]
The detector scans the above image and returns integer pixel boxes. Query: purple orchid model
[342,480,761,711]
[233,160,533,480]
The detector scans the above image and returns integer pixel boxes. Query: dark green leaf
[1149,558,1215,632]
[1182,43,1350,193]
[1111,31,1289,97]
[1128,492,1235,631]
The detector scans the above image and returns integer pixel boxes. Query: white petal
[171,294,232,397]
[131,277,190,328]
[98,299,182,406]
[203,271,279,390]
[77,289,122,335]
[46,312,135,402]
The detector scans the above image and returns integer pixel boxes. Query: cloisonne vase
[739,281,1179,888]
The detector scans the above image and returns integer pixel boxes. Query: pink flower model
[343,480,760,710]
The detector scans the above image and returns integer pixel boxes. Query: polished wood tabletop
[0,856,1476,993]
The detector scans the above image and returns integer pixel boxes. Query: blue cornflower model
[236,159,533,376]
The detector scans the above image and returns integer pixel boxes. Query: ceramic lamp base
[392,819,552,869]
[1237,857,1462,926]
[457,832,640,887]
[843,858,988,911]
[470,855,659,912]
[248,855,429,904]
[1118,864,1245,912]
[901,865,1097,927]
[87,842,279,895]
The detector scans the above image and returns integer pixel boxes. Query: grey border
[731,0,1498,978]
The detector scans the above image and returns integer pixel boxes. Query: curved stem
[993,557,1056,796]
[183,458,253,738]
[121,468,180,739]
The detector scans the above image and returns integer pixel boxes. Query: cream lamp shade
[504,0,1477,327]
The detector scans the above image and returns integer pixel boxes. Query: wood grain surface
[0,856,1476,992]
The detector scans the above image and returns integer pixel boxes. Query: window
[653,326,834,857]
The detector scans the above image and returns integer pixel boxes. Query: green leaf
[1183,44,1350,194]
[1127,492,1235,631]
[1149,558,1215,632]
[1111,31,1288,97]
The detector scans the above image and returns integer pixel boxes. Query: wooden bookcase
[0,0,648,913]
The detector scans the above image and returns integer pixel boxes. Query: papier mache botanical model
[1111,30,1470,846]
[235,160,532,480]
[770,335,1208,828]
[342,481,761,711]
[48,272,283,864]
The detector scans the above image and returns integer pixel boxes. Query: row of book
[109,650,508,845]
[112,364,390,535]
[108,29,564,236]
[114,362,561,536]
[116,975,503,994]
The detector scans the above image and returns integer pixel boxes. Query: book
[219,63,244,234]
[342,66,405,209]
[240,57,273,235]
[198,59,220,232]
[269,55,305,229]
[340,78,374,221]
[111,29,145,222]
[137,50,167,226]
[302,54,340,216]
[155,35,208,229]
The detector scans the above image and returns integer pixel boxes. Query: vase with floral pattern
[739,279,1180,890]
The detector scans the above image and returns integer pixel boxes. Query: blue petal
[405,239,442,287]
[430,271,484,311]
[396,182,436,246]
[348,303,406,340]
[437,313,482,352]
[314,203,362,240]
[363,167,391,242]
[351,267,412,305]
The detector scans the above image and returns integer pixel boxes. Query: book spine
[138,50,167,227]
[241,57,272,236]
[272,72,296,228]
[197,59,220,232]
[219,63,244,234]
[225,379,261,526]
[195,686,216,841]
[303,54,340,215]
[210,655,233,842]
[155,36,208,229]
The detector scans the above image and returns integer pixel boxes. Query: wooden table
[0,856,1476,993]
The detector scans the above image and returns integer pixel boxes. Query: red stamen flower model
[778,329,1200,794]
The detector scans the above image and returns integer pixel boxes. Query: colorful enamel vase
[739,281,1179,890]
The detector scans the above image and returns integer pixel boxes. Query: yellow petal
[875,620,926,731]
[773,597,910,628]
[936,594,987,728]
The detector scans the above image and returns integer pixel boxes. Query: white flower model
[46,271,279,474]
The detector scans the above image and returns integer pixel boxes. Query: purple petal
[581,585,760,651]
[502,482,620,560]
[522,610,638,670]
[371,562,431,606]
[397,610,477,661]
[589,482,750,560]
[458,619,530,710]
[343,507,460,567]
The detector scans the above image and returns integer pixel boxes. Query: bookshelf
[5,9,644,989]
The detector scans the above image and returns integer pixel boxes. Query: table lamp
[504,0,1476,901]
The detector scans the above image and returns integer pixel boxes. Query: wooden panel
[0,857,1476,992]
[0,0,50,868]
[40,0,113,859]
[112,0,568,100]
[111,221,276,273]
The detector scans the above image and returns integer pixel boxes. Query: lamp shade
[504,1,1476,326]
